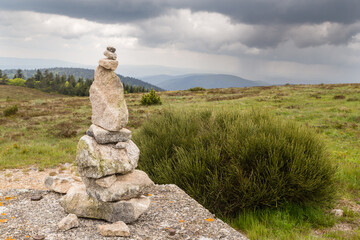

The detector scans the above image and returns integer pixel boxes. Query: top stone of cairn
[103,46,117,61]
[107,46,116,53]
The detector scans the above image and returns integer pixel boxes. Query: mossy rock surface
[76,135,139,178]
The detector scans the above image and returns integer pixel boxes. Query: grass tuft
[333,95,346,100]
[3,105,18,116]
[188,87,206,91]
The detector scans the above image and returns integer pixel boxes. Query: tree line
[0,69,149,96]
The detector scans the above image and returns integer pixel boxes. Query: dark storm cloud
[1,0,360,25]
[1,0,360,50]
[0,0,166,23]
[184,0,360,25]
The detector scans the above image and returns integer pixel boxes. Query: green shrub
[188,87,206,91]
[134,109,336,217]
[3,105,18,116]
[8,78,26,87]
[140,88,161,105]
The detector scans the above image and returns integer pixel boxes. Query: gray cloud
[0,0,166,23]
[1,0,360,50]
[289,22,360,48]
[0,0,360,85]
[189,0,360,25]
[1,0,360,25]
[240,25,288,49]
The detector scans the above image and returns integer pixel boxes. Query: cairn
[59,47,154,225]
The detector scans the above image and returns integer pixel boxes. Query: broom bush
[134,109,336,217]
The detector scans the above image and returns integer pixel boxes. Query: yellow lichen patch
[148,194,152,196]
[179,219,185,223]
[1,213,6,215]
[205,218,214,222]
[5,196,15,200]
[0,219,9,223]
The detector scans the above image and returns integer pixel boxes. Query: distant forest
[0,68,163,96]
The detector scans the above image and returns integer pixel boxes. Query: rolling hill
[140,74,266,91]
[3,68,163,91]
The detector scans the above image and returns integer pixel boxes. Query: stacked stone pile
[57,47,154,230]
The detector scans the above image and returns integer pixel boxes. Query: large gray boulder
[59,185,151,223]
[89,65,128,131]
[86,124,131,144]
[76,135,139,179]
[83,170,154,202]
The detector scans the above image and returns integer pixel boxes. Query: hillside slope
[0,84,67,101]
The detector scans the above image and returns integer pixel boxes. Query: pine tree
[14,69,24,79]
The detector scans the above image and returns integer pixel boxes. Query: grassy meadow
[1,83,360,239]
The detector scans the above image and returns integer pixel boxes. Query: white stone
[86,124,131,144]
[331,209,344,217]
[89,65,128,131]
[83,170,154,202]
[57,213,80,231]
[0,206,8,214]
[98,221,130,237]
[45,175,76,194]
[76,135,139,179]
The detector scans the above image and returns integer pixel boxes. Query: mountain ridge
[140,73,267,91]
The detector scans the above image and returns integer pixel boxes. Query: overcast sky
[0,0,359,83]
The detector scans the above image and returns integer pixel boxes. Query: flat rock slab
[83,170,154,202]
[86,124,131,144]
[0,185,248,240]
[60,185,150,223]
